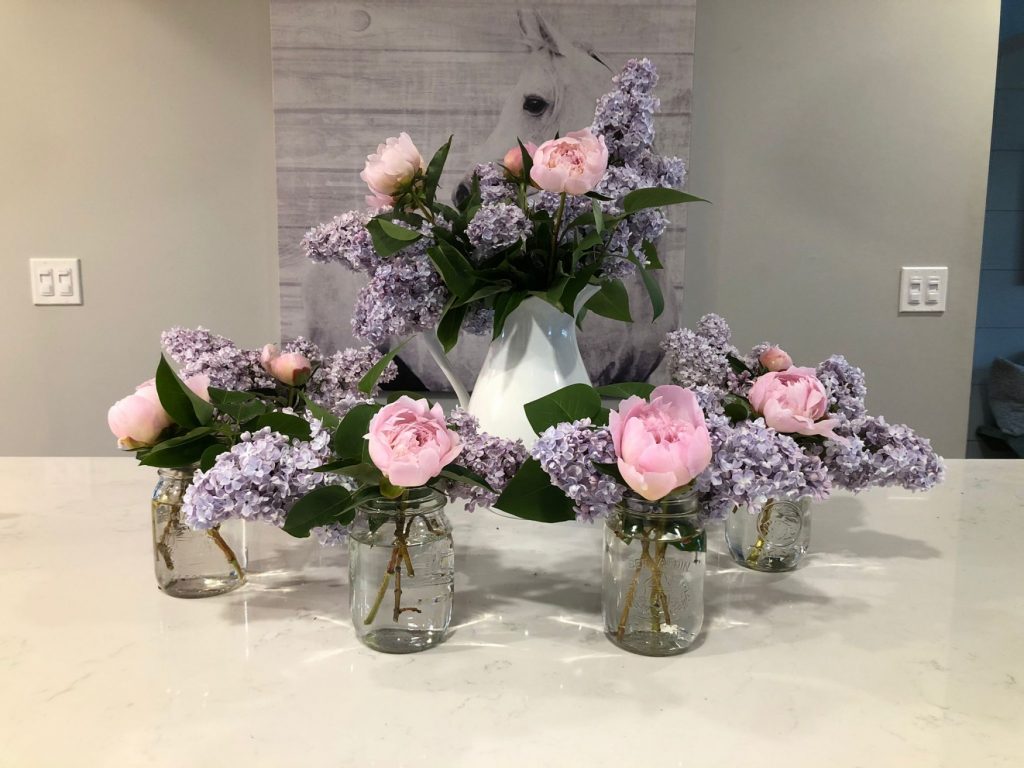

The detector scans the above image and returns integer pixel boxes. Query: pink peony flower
[608,385,713,501]
[365,191,394,211]
[366,396,462,488]
[260,344,313,386]
[502,142,537,178]
[530,129,608,195]
[359,132,425,198]
[748,367,842,439]
[107,376,210,450]
[759,346,793,372]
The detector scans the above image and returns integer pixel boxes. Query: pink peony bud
[359,132,425,198]
[759,346,793,372]
[530,129,608,195]
[108,375,211,451]
[366,396,462,488]
[608,385,713,502]
[502,142,537,178]
[260,344,312,386]
[748,368,842,440]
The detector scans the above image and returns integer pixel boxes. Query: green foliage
[424,135,452,205]
[283,486,360,537]
[523,383,603,435]
[139,427,219,468]
[723,394,754,423]
[366,218,422,257]
[155,355,212,429]
[596,382,656,399]
[244,412,312,441]
[332,403,381,459]
[622,187,707,214]
[494,458,576,523]
[358,339,409,394]
[585,279,632,322]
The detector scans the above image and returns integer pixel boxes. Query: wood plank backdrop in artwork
[271,0,696,390]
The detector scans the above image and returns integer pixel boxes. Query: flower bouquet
[302,58,702,440]
[277,395,525,653]
[662,314,945,571]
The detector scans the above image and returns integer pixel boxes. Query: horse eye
[523,95,549,116]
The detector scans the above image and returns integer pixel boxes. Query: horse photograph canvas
[271,0,696,390]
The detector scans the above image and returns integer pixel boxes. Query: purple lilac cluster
[301,210,379,271]
[592,57,660,167]
[662,314,737,392]
[816,355,868,421]
[473,162,517,204]
[531,419,625,522]
[818,416,944,493]
[698,415,831,518]
[182,421,347,544]
[350,241,450,344]
[161,327,272,391]
[445,409,528,512]
[161,327,395,409]
[466,203,532,257]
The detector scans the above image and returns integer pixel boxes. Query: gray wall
[684,0,1000,458]
[0,0,280,456]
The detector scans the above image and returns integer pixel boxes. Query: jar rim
[619,486,699,517]
[157,464,199,479]
[360,486,446,513]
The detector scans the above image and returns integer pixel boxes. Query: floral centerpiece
[301,58,702,440]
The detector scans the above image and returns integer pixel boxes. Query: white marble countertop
[1,458,1022,767]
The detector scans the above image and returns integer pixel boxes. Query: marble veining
[0,458,1022,767]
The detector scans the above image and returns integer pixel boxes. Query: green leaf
[155,356,212,428]
[591,198,605,233]
[594,461,626,485]
[439,465,493,491]
[494,459,576,523]
[245,412,312,441]
[726,353,752,375]
[298,393,342,430]
[139,428,219,468]
[596,382,656,399]
[378,218,422,242]
[524,383,603,435]
[332,403,380,459]
[491,291,526,340]
[208,389,269,423]
[424,135,453,205]
[640,240,663,270]
[200,443,230,472]
[284,486,357,537]
[585,280,632,322]
[723,394,754,423]
[584,191,613,202]
[426,242,475,298]
[571,230,605,268]
[517,139,535,180]
[359,339,410,394]
[638,266,664,320]
[452,281,513,308]
[436,301,467,353]
[335,463,384,486]
[365,218,422,257]
[622,187,707,214]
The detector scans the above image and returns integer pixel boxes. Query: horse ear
[517,8,565,57]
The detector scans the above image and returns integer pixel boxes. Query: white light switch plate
[30,258,82,305]
[899,266,947,313]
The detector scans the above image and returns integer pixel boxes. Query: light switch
[30,258,82,305]
[900,266,948,313]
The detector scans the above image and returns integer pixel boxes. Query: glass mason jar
[151,466,246,598]
[602,488,706,656]
[725,497,812,572]
[349,487,454,653]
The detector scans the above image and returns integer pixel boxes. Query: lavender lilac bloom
[531,419,625,522]
[816,355,868,421]
[697,414,831,518]
[819,416,944,493]
[473,162,517,205]
[661,314,736,393]
[466,203,532,257]
[446,409,527,512]
[161,327,273,391]
[351,246,449,344]
[182,421,345,539]
[301,210,379,271]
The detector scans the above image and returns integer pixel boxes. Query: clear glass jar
[602,488,706,656]
[349,487,453,653]
[151,466,246,598]
[725,497,812,572]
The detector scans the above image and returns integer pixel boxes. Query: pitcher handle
[421,332,470,409]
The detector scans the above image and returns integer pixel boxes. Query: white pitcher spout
[421,332,470,409]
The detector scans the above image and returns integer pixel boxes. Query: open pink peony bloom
[107,376,209,450]
[530,129,608,195]
[759,346,793,372]
[748,367,842,439]
[359,132,425,198]
[366,396,462,488]
[260,344,312,386]
[502,142,537,178]
[608,385,713,501]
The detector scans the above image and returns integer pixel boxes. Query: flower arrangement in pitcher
[301,58,701,357]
